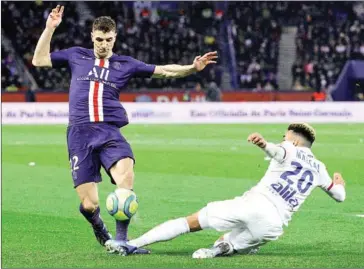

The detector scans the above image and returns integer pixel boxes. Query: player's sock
[129,218,190,248]
[79,203,103,228]
[116,219,130,241]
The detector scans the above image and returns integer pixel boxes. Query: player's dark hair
[93,16,116,33]
[288,123,316,146]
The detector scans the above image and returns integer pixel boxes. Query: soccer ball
[106,189,139,221]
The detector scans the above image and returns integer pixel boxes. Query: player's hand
[247,133,267,148]
[193,51,218,71]
[333,172,345,186]
[46,5,64,30]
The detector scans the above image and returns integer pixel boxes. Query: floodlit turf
[2,124,364,268]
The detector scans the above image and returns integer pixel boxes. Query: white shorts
[198,191,284,251]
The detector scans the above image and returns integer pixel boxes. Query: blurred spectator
[194,82,202,93]
[1,47,24,91]
[292,79,306,91]
[182,90,191,102]
[25,88,36,102]
[205,82,222,102]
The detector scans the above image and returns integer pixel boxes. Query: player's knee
[115,170,134,189]
[109,158,135,189]
[122,170,134,181]
[112,160,134,180]
[186,212,202,232]
[82,197,99,213]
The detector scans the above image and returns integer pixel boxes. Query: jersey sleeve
[277,141,296,162]
[318,166,334,191]
[130,58,156,78]
[318,166,346,202]
[50,47,75,68]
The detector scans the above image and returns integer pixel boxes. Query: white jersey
[251,141,333,226]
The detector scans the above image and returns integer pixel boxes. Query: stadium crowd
[227,1,283,90]
[1,1,224,91]
[291,2,364,92]
[1,1,364,94]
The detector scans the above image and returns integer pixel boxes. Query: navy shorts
[67,123,134,188]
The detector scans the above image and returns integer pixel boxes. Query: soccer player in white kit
[108,123,346,257]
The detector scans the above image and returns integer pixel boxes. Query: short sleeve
[130,58,156,78]
[50,47,75,68]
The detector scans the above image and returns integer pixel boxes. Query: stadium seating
[291,2,364,91]
[227,1,283,90]
[2,1,363,93]
[1,47,22,90]
[1,1,224,91]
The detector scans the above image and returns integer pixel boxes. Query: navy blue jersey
[51,47,155,127]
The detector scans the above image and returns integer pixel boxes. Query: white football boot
[192,242,233,259]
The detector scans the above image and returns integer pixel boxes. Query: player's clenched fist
[46,5,64,30]
[247,133,267,148]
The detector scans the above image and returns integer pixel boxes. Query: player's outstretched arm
[151,51,218,79]
[323,172,346,202]
[247,132,286,162]
[32,5,64,67]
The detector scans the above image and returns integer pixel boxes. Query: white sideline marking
[355,214,364,218]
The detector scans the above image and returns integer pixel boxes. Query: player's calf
[79,203,112,246]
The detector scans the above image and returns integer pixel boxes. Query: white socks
[129,218,190,248]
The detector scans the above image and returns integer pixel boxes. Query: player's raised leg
[76,182,112,246]
[104,157,151,254]
[109,157,135,241]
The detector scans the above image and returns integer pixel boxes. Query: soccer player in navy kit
[32,5,218,254]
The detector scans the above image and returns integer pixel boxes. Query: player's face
[91,30,117,59]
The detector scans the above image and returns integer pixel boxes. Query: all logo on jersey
[88,67,110,80]
[88,59,110,81]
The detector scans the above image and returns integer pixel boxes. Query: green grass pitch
[2,124,364,268]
